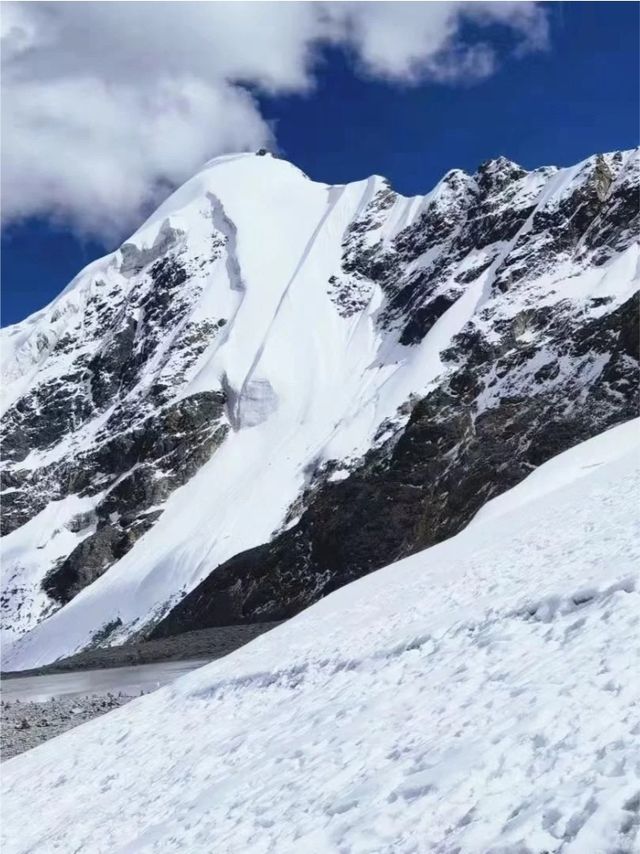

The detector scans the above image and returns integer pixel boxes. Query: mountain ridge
[1,146,638,669]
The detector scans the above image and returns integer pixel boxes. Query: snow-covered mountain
[3,419,640,852]
[1,148,638,669]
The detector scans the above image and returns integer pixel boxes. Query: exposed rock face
[2,212,230,637]
[152,290,639,636]
[2,148,638,666]
[41,390,227,605]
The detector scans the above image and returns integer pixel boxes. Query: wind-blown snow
[3,420,640,853]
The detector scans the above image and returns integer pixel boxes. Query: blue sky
[2,1,638,326]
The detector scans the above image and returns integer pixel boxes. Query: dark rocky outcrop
[35,390,228,605]
[1,238,230,608]
[153,291,639,638]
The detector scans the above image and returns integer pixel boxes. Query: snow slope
[2,148,638,669]
[3,420,640,853]
[1,155,440,666]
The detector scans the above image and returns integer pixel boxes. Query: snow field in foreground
[2,421,640,854]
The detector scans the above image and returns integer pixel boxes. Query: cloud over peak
[1,1,548,239]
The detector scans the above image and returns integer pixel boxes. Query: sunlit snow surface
[3,420,639,853]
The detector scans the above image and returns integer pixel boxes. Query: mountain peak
[1,146,638,669]
[474,155,528,191]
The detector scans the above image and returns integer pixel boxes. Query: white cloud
[1,1,548,239]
